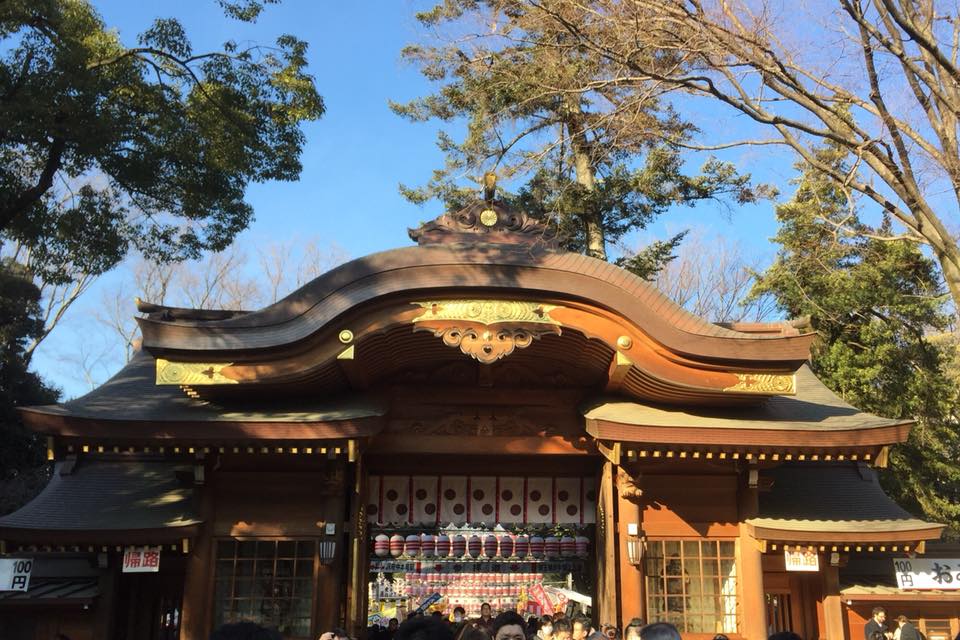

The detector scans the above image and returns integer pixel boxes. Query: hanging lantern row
[373,533,590,559]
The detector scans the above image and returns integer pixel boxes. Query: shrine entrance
[361,456,600,626]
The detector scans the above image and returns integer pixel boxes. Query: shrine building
[0,198,957,640]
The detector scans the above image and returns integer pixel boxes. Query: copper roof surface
[136,236,813,364]
[0,461,199,534]
[583,365,908,432]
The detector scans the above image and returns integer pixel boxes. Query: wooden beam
[336,345,370,390]
[605,351,633,392]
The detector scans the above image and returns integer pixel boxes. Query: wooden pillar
[616,470,644,628]
[595,461,619,626]
[180,475,215,639]
[738,468,767,640]
[821,564,845,640]
[92,556,118,640]
[316,460,349,636]
[345,456,369,637]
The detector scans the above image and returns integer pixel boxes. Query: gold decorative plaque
[479,208,498,227]
[155,358,237,385]
[412,300,559,325]
[723,373,796,395]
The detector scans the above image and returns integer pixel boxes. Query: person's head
[897,616,910,628]
[527,618,541,633]
[638,623,681,640]
[572,617,591,640]
[481,603,493,619]
[602,625,619,640]
[552,618,572,640]
[872,607,887,624]
[459,624,494,640]
[210,622,283,640]
[389,619,401,631]
[333,628,348,640]
[713,635,730,640]
[624,620,644,640]
[395,616,456,640]
[454,607,467,623]
[767,633,802,640]
[539,616,554,639]
[493,612,527,640]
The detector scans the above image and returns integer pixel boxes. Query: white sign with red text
[784,549,819,572]
[122,547,161,573]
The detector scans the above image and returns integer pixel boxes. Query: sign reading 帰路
[894,558,960,590]
[784,549,819,572]
[122,547,161,573]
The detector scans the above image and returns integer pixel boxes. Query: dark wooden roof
[21,351,386,440]
[583,365,909,436]
[746,463,943,542]
[0,461,200,542]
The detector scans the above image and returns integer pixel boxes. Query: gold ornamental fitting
[479,209,498,227]
[338,329,354,344]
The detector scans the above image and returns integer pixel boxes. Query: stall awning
[745,463,944,547]
[0,578,99,607]
[0,461,201,545]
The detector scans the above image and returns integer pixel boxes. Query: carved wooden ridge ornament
[155,358,237,385]
[723,372,796,395]
[408,201,560,248]
[412,300,562,364]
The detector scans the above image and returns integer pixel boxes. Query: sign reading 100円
[894,558,960,590]
[0,558,32,591]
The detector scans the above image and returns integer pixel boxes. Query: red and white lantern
[374,534,390,557]
[436,534,451,557]
[405,534,421,557]
[421,534,436,558]
[530,536,545,558]
[499,534,515,558]
[560,536,576,557]
[514,535,529,558]
[483,534,499,558]
[389,534,405,558]
[450,534,466,558]
[544,536,560,557]
[467,534,482,558]
[575,536,590,557]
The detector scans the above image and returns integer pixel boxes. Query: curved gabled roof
[138,243,813,365]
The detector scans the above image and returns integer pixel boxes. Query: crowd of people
[206,602,959,640]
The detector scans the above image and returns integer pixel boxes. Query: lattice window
[214,539,316,638]
[645,540,738,634]
[919,619,952,640]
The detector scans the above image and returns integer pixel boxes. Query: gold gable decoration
[155,358,237,385]
[412,300,559,325]
[723,373,796,395]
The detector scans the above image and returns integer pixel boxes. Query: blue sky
[31,0,798,399]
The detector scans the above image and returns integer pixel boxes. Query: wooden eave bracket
[605,351,633,392]
[596,440,621,466]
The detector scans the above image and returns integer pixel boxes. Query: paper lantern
[421,534,436,558]
[450,534,466,558]
[544,536,560,557]
[374,534,390,557]
[467,534,482,558]
[530,535,545,558]
[437,534,451,557]
[389,534,405,558]
[405,534,421,557]
[499,534,515,558]
[560,536,576,557]
[575,536,590,558]
[483,534,499,558]
[514,535,529,558]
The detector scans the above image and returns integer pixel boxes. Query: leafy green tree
[753,146,960,535]
[394,1,770,269]
[0,259,59,515]
[0,0,324,287]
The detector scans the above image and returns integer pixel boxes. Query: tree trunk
[564,105,607,261]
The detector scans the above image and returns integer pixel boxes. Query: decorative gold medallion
[412,300,559,325]
[723,373,796,395]
[479,208,498,227]
[155,358,237,385]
